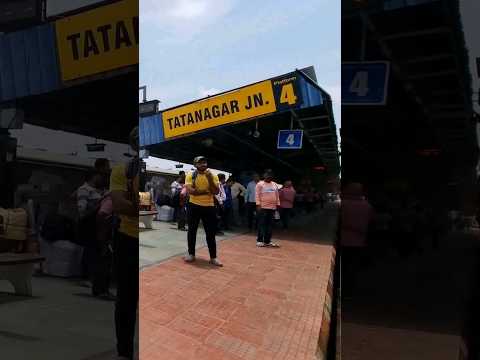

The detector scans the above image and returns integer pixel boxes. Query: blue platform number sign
[277,130,303,149]
[342,62,390,105]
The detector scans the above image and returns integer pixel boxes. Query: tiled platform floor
[140,217,336,360]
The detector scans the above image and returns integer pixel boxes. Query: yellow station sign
[163,80,278,139]
[55,0,138,81]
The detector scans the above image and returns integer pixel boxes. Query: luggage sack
[0,208,28,241]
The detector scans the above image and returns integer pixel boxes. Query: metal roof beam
[407,70,457,80]
[429,104,465,110]
[217,129,301,174]
[403,54,454,65]
[430,111,468,119]
[298,115,330,122]
[312,141,336,145]
[431,89,459,96]
[361,11,432,130]
[310,133,334,138]
[381,27,451,41]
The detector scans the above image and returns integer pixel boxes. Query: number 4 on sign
[286,133,295,145]
[280,83,298,105]
[350,71,369,97]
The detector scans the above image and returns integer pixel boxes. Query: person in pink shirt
[255,170,280,247]
[340,182,374,297]
[279,180,296,229]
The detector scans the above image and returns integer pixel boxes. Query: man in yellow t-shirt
[110,127,139,360]
[184,156,223,266]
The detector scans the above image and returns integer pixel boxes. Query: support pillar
[0,130,17,208]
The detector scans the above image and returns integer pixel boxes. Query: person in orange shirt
[255,170,280,247]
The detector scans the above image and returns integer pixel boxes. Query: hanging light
[253,121,260,138]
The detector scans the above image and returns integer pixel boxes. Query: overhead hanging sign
[55,0,138,81]
[277,130,303,149]
[342,62,390,105]
[162,72,304,140]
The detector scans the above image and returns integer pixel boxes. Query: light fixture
[252,121,260,138]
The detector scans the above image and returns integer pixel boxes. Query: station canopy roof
[0,0,138,144]
[15,69,138,144]
[140,68,340,179]
[341,0,477,188]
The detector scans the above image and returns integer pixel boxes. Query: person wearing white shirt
[170,171,185,224]
[245,173,260,230]
[215,179,227,235]
[215,181,227,205]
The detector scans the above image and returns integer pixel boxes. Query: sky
[139,0,341,171]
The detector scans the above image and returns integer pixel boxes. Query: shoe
[266,243,280,248]
[209,258,223,267]
[256,242,266,247]
[184,254,195,263]
[216,231,225,236]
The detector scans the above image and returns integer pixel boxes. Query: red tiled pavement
[140,232,335,360]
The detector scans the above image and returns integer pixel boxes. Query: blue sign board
[277,130,303,149]
[342,62,390,105]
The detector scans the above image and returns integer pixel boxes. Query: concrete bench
[0,253,45,296]
[139,211,158,229]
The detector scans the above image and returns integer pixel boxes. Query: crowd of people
[149,156,327,266]
[71,128,139,360]
[339,181,452,297]
[160,165,326,235]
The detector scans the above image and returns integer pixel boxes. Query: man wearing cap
[110,127,139,359]
[184,156,223,266]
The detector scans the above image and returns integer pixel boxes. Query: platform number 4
[280,83,298,105]
[286,133,296,145]
[350,71,369,97]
